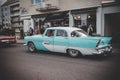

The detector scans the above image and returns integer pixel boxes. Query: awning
[44,11,69,22]
[20,16,31,20]
[71,7,97,14]
[31,14,47,18]
[31,11,69,22]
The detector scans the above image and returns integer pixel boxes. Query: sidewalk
[16,39,24,44]
[112,43,120,54]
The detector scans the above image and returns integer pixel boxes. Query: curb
[16,42,24,44]
[16,40,24,44]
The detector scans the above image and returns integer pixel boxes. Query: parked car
[0,28,16,46]
[24,27,112,57]
[0,35,16,46]
[0,31,16,46]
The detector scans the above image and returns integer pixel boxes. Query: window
[71,30,88,37]
[56,30,68,37]
[5,13,7,16]
[6,23,8,26]
[31,0,44,4]
[5,7,7,11]
[1,8,3,11]
[45,29,55,37]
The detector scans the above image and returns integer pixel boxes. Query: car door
[54,29,69,53]
[42,29,55,52]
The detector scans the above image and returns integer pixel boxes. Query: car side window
[45,29,55,37]
[56,30,68,37]
[71,31,80,37]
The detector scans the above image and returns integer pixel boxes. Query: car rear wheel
[67,49,80,57]
[28,42,36,52]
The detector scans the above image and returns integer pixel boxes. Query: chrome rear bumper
[93,46,112,56]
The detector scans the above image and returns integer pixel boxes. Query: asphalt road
[0,44,120,80]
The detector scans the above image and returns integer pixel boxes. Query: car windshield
[71,30,88,37]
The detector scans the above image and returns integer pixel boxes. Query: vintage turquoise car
[24,27,112,57]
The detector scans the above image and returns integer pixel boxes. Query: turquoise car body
[24,27,112,56]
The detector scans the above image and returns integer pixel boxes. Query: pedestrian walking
[87,24,93,36]
[20,28,24,39]
[28,27,33,36]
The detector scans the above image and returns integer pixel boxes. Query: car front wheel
[28,42,36,52]
[67,49,80,57]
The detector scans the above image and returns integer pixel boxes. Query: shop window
[73,15,81,27]
[74,19,81,28]
[87,14,96,33]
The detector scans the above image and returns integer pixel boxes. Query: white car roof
[47,27,81,33]
[46,27,88,37]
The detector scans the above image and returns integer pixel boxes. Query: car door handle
[43,42,50,45]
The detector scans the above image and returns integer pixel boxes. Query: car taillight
[14,38,16,42]
[13,38,16,42]
[96,39,101,48]
[10,37,16,42]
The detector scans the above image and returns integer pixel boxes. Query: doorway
[105,13,120,43]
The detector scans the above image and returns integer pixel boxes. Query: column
[96,6,102,35]
[69,11,74,27]
[31,18,34,29]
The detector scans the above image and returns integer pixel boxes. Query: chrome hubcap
[28,43,35,52]
[68,49,79,57]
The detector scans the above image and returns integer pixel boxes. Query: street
[0,44,120,80]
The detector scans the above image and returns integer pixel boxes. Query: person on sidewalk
[28,27,33,36]
[81,23,87,32]
[87,24,93,36]
[20,28,24,39]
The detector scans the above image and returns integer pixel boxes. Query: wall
[59,0,102,11]
[1,5,11,28]
[20,0,102,17]
[102,5,120,36]
[20,0,37,16]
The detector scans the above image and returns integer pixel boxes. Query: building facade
[0,0,7,28]
[1,0,22,38]
[101,2,120,36]
[1,0,120,39]
[20,0,102,34]
[1,2,11,29]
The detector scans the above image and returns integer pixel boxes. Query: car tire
[28,42,36,52]
[102,53,108,57]
[102,53,110,57]
[67,49,80,57]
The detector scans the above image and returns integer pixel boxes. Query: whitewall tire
[28,42,36,52]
